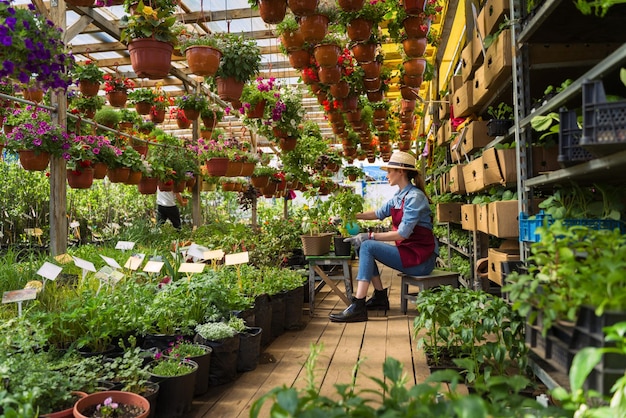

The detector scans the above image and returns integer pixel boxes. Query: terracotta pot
[403,74,424,88]
[150,108,166,123]
[403,37,428,58]
[347,18,373,42]
[400,85,420,100]
[119,121,134,132]
[126,170,143,185]
[309,82,322,94]
[279,137,297,151]
[221,181,237,192]
[258,0,287,24]
[185,45,222,77]
[158,180,174,191]
[240,161,256,177]
[128,38,173,79]
[82,109,96,119]
[342,95,359,112]
[318,65,341,84]
[79,80,100,97]
[173,179,186,192]
[403,58,427,76]
[216,76,245,102]
[73,391,149,418]
[280,29,305,51]
[288,0,317,15]
[205,157,229,176]
[332,124,345,135]
[373,108,387,120]
[138,177,158,194]
[404,15,431,38]
[327,110,343,123]
[314,44,341,68]
[398,140,412,151]
[345,109,361,122]
[23,87,44,103]
[202,115,217,130]
[107,167,130,183]
[403,0,426,14]
[329,81,350,99]
[367,89,384,102]
[246,99,266,119]
[361,61,381,79]
[225,160,243,177]
[19,150,50,171]
[363,77,382,91]
[177,116,191,129]
[183,108,200,120]
[66,168,94,189]
[288,49,311,70]
[401,99,417,112]
[299,14,330,43]
[93,162,108,179]
[200,129,212,139]
[135,101,152,115]
[351,42,377,63]
[251,175,270,189]
[106,90,128,108]
[272,126,290,139]
[337,0,365,12]
[40,392,88,418]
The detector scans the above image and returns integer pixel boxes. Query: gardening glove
[344,233,369,250]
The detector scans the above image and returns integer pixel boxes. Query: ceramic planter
[347,18,373,42]
[299,14,330,43]
[185,45,222,77]
[258,0,287,24]
[73,390,150,418]
[67,168,94,189]
[128,38,173,79]
[19,150,50,171]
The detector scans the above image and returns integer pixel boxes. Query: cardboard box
[485,29,512,88]
[449,164,466,194]
[488,248,520,285]
[496,148,517,184]
[436,202,463,224]
[437,124,446,146]
[439,94,451,119]
[484,0,511,36]
[462,148,502,193]
[439,172,451,193]
[461,43,475,83]
[471,7,487,68]
[449,135,463,163]
[531,146,561,175]
[452,80,474,117]
[488,200,519,238]
[461,204,477,231]
[477,204,489,234]
[472,65,490,107]
[461,120,491,155]
[450,75,463,95]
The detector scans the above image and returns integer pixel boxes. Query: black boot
[366,288,390,311]
[329,297,368,323]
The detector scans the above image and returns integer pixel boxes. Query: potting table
[306,254,353,315]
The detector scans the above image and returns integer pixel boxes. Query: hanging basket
[403,0,427,14]
[93,162,108,179]
[280,29,305,51]
[279,137,298,151]
[106,91,128,108]
[182,108,200,120]
[138,177,158,194]
[158,180,174,191]
[128,38,173,79]
[126,170,143,185]
[314,44,341,68]
[107,167,130,183]
[329,81,350,99]
[258,0,288,24]
[338,0,365,12]
[318,65,341,84]
[185,45,222,77]
[251,175,270,189]
[215,77,245,102]
[403,37,428,58]
[19,150,50,171]
[150,108,166,123]
[351,42,377,63]
[135,101,152,115]
[67,168,94,189]
[403,58,427,77]
[347,18,373,42]
[403,16,431,38]
[205,157,229,176]
[288,49,312,70]
[300,233,334,256]
[79,80,100,97]
[299,14,330,44]
[246,99,266,119]
[288,0,318,16]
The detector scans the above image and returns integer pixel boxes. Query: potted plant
[174,92,208,120]
[164,338,212,396]
[194,321,240,386]
[201,102,224,129]
[213,32,262,102]
[240,77,280,122]
[177,31,222,77]
[128,87,157,115]
[69,95,106,118]
[337,0,390,42]
[342,165,365,182]
[486,102,514,137]
[149,85,172,123]
[72,59,104,97]
[102,73,135,108]
[120,0,177,78]
[276,14,304,53]
[118,108,141,132]
[94,107,121,129]
[268,84,305,143]
[247,0,288,24]
[73,391,150,418]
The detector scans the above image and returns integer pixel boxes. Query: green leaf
[569,347,603,392]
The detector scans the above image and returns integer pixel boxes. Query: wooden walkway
[189,262,430,418]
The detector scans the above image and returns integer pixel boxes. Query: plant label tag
[124,254,145,270]
[225,252,249,266]
[100,255,122,270]
[54,253,73,264]
[72,256,96,272]
[2,288,37,304]
[36,262,62,281]
[116,241,136,250]
[95,266,114,281]
[143,261,164,273]
[110,270,124,284]
[204,250,225,260]
[24,228,43,237]
[187,243,209,260]
[69,221,80,228]
[178,263,205,273]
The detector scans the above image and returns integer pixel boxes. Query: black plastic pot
[270,291,287,340]
[237,327,263,372]
[333,236,352,256]
[254,293,272,347]
[487,118,513,137]
[284,285,304,330]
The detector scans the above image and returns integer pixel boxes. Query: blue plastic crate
[519,211,625,243]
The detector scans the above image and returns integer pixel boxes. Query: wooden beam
[65,15,94,44]
[68,5,121,38]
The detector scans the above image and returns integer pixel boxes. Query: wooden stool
[306,253,353,316]
[400,270,460,314]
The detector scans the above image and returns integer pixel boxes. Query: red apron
[391,198,435,268]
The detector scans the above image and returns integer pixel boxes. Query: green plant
[174,92,209,111]
[342,165,365,180]
[177,30,221,52]
[195,321,237,341]
[240,77,280,116]
[487,102,514,120]
[165,339,209,358]
[213,32,261,83]
[118,108,141,124]
[72,59,104,83]
[120,0,178,44]
[275,13,299,36]
[328,187,365,236]
[337,0,390,26]
[94,107,121,127]
[128,87,157,104]
[574,0,625,17]
[201,102,225,121]
[150,355,196,377]
[102,73,135,94]
[70,95,106,112]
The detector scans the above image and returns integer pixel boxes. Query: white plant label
[205,249,225,260]
[2,289,37,304]
[116,241,136,250]
[143,261,164,273]
[100,255,122,270]
[178,263,205,273]
[225,252,249,266]
[124,254,145,270]
[187,243,209,260]
[36,262,62,281]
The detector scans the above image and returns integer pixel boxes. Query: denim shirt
[374,184,432,239]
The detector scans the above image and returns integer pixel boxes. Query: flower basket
[128,38,174,79]
[185,45,222,77]
[404,16,430,38]
[300,233,334,256]
[73,390,150,418]
[347,18,373,42]
[107,167,130,183]
[215,77,245,102]
[240,161,256,177]
[138,177,158,194]
[106,91,128,108]
[79,80,100,97]
[299,14,330,43]
[19,150,50,171]
[126,170,143,185]
[135,101,152,115]
[246,99,266,119]
[67,168,94,189]
[150,108,166,123]
[259,0,288,24]
[158,180,174,192]
[251,175,270,188]
[224,161,243,177]
[205,157,229,176]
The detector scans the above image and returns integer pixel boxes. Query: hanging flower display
[102,73,135,94]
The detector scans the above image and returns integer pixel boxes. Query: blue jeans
[356,240,437,283]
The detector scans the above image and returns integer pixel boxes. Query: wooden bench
[400,270,460,314]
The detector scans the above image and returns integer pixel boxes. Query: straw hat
[380,151,418,172]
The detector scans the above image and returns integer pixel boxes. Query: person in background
[329,151,438,323]
[156,188,188,230]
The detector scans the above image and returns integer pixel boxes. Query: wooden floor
[188,262,429,418]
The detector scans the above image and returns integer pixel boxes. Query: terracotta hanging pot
[185,45,222,77]
[206,157,229,176]
[398,140,412,151]
[240,161,256,177]
[202,115,217,130]
[338,0,365,12]
[402,37,428,58]
[19,150,50,171]
[403,16,431,38]
[132,144,148,157]
[299,14,330,43]
[79,80,100,97]
[183,108,200,120]
[401,99,417,112]
[251,175,270,189]
[361,61,381,79]
[246,99,266,119]
[316,91,328,105]
[128,38,173,79]
[126,170,143,185]
[215,77,245,102]
[329,80,350,99]
[373,108,387,120]
[314,44,341,68]
[258,0,287,24]
[367,89,384,102]
[403,0,426,14]
[327,110,343,123]
[288,49,312,69]
[318,65,341,84]
[342,95,359,112]
[119,122,134,132]
[158,179,174,191]
[400,85,420,100]
[280,29,305,51]
[375,120,390,131]
[225,160,243,177]
[177,116,191,129]
[301,67,319,84]
[23,87,44,103]
[173,179,186,192]
[150,108,166,123]
[332,124,345,135]
[347,18,373,42]
[107,167,130,183]
[135,101,152,115]
[279,137,298,151]
[351,42,377,63]
[288,0,318,16]
[93,162,108,179]
[403,57,427,76]
[403,74,424,88]
[344,109,361,122]
[363,77,382,91]
[106,91,128,108]
[138,177,158,194]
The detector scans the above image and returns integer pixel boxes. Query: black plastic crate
[581,79,626,156]
[558,108,594,167]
